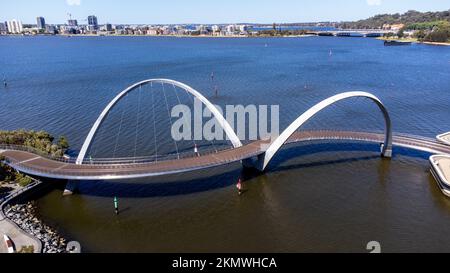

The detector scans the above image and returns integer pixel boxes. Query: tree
[58,136,69,150]
[338,9,450,29]
[16,173,33,187]
[0,130,68,157]
[414,29,427,40]
[425,29,450,42]
[397,28,405,38]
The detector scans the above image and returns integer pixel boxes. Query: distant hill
[338,10,450,29]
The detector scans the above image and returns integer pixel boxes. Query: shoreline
[0,180,42,253]
[376,36,450,46]
[1,33,316,38]
[3,34,449,45]
[0,179,70,253]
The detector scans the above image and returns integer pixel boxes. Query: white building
[7,19,23,34]
[146,28,158,35]
[45,25,57,34]
[212,25,221,32]
[238,25,248,33]
[226,25,235,35]
[86,25,97,32]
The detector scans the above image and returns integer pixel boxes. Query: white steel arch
[76,79,242,165]
[259,91,393,171]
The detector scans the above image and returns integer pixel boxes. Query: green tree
[17,245,34,253]
[414,29,427,40]
[58,136,69,150]
[16,173,33,187]
[425,29,450,42]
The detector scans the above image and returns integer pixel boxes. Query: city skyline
[1,0,450,25]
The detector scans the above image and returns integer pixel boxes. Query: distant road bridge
[1,79,448,182]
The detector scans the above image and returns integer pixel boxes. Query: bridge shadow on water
[49,141,432,199]
[265,141,432,173]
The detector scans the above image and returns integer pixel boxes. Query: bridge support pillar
[381,144,393,158]
[242,154,265,172]
[63,180,79,196]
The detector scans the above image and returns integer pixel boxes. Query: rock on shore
[4,201,68,253]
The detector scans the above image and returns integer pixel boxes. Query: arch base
[63,180,79,196]
[381,144,393,158]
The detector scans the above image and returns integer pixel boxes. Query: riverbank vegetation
[340,10,450,43]
[406,21,450,43]
[0,130,69,157]
[0,130,69,189]
[0,158,33,187]
[338,10,450,29]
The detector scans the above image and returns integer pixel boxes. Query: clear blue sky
[1,0,449,24]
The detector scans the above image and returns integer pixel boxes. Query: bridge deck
[2,130,450,180]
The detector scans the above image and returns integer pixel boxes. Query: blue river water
[1,36,450,252]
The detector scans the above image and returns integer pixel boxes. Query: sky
[1,0,450,24]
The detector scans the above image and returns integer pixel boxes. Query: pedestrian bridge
[1,79,448,181]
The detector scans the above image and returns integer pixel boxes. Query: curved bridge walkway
[1,130,450,181]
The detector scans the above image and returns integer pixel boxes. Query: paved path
[0,186,42,253]
[1,130,450,181]
[0,215,41,253]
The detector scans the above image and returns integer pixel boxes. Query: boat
[437,132,450,146]
[3,234,15,253]
[384,40,412,46]
[430,155,450,197]
[318,32,333,36]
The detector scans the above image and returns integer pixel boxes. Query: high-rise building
[105,23,112,32]
[7,19,23,34]
[0,22,7,34]
[88,15,98,30]
[68,19,78,27]
[36,17,46,30]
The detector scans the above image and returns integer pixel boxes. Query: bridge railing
[1,143,234,166]
[0,178,41,206]
[79,148,228,165]
[2,146,259,178]
[0,144,74,163]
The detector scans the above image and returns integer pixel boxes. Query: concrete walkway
[0,184,42,253]
[0,215,41,253]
